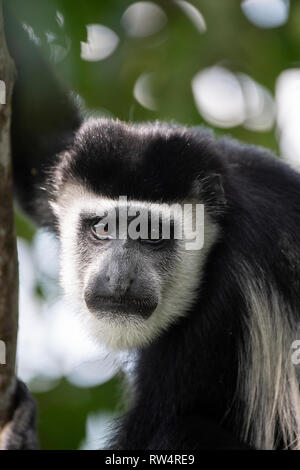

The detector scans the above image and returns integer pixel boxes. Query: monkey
[3,6,300,451]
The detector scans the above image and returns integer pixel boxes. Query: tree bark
[0,0,17,436]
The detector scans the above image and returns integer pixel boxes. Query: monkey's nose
[104,271,135,297]
[84,269,136,313]
[84,270,157,320]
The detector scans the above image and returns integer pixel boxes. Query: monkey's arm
[0,380,38,450]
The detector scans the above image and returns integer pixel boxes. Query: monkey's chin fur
[74,301,179,350]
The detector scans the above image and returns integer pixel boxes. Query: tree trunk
[0,0,17,434]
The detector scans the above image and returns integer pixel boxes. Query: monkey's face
[49,119,223,349]
[52,184,218,350]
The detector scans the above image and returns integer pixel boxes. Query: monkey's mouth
[85,294,158,319]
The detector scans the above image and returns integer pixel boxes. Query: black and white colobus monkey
[4,7,300,451]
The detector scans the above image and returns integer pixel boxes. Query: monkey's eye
[92,221,113,240]
[139,222,172,246]
[139,236,165,246]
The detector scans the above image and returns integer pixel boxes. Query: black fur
[1,380,38,450]
[6,8,300,451]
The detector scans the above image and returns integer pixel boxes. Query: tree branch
[0,0,17,436]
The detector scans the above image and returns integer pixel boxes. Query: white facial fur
[51,183,219,350]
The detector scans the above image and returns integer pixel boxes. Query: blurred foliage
[8,0,300,449]
[9,0,300,153]
[34,376,123,450]
[15,210,35,242]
